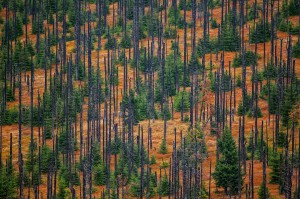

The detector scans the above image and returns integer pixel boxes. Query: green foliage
[60,164,81,186]
[93,162,107,186]
[167,6,184,28]
[159,139,168,154]
[179,0,192,10]
[197,37,217,57]
[248,4,261,21]
[249,21,271,43]
[220,23,240,51]
[34,41,51,69]
[150,155,156,165]
[174,91,190,112]
[210,71,232,92]
[292,41,300,58]
[109,137,121,155]
[160,161,169,169]
[208,0,221,8]
[236,76,242,87]
[247,136,267,160]
[0,107,18,125]
[0,165,17,198]
[276,131,286,148]
[129,173,156,197]
[247,106,263,118]
[211,18,218,29]
[158,174,169,196]
[258,182,270,199]
[237,94,251,116]
[40,145,56,173]
[188,53,203,73]
[155,53,184,102]
[281,85,299,127]
[163,26,177,39]
[232,51,259,68]
[31,17,44,35]
[278,19,299,35]
[142,13,160,37]
[138,48,159,72]
[119,34,132,49]
[213,127,243,195]
[58,130,77,154]
[13,40,31,70]
[269,151,281,184]
[251,71,264,82]
[104,34,116,50]
[57,178,69,199]
[2,15,23,41]
[263,63,278,79]
[281,0,300,17]
[180,127,208,164]
[260,83,279,114]
[160,103,171,120]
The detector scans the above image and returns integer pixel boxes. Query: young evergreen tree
[213,127,243,195]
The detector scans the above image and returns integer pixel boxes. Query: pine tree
[159,139,168,154]
[158,174,169,196]
[93,163,107,186]
[269,151,281,184]
[249,21,271,43]
[213,127,243,195]
[292,41,300,58]
[258,182,270,199]
[174,91,190,112]
[0,165,17,198]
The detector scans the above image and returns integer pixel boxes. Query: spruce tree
[213,127,243,195]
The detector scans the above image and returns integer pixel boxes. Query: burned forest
[0,0,300,198]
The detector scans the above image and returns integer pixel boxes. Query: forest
[0,0,299,198]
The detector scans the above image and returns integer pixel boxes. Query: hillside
[0,0,300,198]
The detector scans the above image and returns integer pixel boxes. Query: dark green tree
[213,128,243,195]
